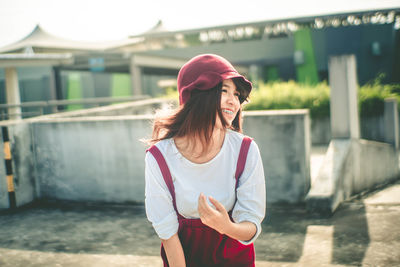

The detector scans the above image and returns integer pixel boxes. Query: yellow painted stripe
[7,175,15,192]
[3,141,11,160]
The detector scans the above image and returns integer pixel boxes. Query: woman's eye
[234,93,240,97]
[221,89,228,93]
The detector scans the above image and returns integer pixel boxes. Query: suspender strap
[147,145,179,214]
[235,136,253,188]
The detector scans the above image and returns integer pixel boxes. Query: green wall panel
[111,73,131,97]
[67,72,83,110]
[264,65,280,82]
[294,28,319,85]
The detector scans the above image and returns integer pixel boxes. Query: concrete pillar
[80,72,95,107]
[49,67,58,113]
[328,55,360,139]
[5,67,22,120]
[384,98,399,149]
[249,64,260,89]
[130,56,142,96]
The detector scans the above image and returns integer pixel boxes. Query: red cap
[177,54,252,105]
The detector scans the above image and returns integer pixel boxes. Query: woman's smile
[222,108,234,115]
[220,79,240,125]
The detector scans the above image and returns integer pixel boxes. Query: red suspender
[147,136,253,212]
[147,145,179,214]
[235,136,253,188]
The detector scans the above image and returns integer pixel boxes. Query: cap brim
[221,72,252,94]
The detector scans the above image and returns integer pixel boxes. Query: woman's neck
[174,127,226,164]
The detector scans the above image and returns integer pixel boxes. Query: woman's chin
[216,114,234,128]
[223,116,234,126]
[224,119,233,127]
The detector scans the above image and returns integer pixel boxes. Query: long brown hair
[150,78,249,151]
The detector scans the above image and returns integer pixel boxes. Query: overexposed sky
[0,0,399,48]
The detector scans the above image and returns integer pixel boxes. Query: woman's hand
[197,193,232,234]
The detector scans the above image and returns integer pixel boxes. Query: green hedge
[163,78,400,119]
[244,81,330,118]
[244,79,400,119]
[357,80,400,117]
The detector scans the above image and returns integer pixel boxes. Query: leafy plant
[244,80,330,118]
[163,78,400,119]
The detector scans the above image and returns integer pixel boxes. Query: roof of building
[0,8,399,55]
[0,53,74,67]
[0,25,143,54]
[128,8,400,39]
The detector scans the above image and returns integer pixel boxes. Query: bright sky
[0,0,399,48]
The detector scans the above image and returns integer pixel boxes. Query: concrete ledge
[306,140,352,214]
[306,138,399,214]
[244,109,308,116]
[34,98,176,119]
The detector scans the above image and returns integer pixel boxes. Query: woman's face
[218,79,241,127]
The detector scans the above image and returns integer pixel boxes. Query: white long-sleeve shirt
[145,129,266,245]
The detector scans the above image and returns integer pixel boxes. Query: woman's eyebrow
[222,83,233,88]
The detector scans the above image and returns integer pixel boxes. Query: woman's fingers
[198,193,210,224]
[208,196,226,213]
[197,194,231,235]
[198,193,213,217]
[198,193,208,210]
[197,193,216,218]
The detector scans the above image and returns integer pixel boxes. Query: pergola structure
[0,53,73,119]
[0,25,187,119]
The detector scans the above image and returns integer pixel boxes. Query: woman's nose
[226,93,235,104]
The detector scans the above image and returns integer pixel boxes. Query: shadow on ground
[0,202,160,256]
[256,201,369,265]
[0,197,371,266]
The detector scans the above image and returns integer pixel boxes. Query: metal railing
[0,95,150,120]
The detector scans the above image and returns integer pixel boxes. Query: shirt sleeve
[232,140,266,245]
[145,151,179,240]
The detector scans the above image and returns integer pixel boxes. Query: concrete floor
[0,146,399,267]
[0,180,399,267]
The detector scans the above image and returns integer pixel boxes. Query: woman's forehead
[222,79,236,88]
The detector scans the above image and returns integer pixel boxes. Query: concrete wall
[243,110,311,203]
[0,109,311,209]
[311,117,331,145]
[32,116,152,203]
[2,99,398,212]
[355,139,399,193]
[311,115,395,145]
[306,139,399,214]
[306,55,400,215]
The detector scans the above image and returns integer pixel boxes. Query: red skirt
[161,217,255,267]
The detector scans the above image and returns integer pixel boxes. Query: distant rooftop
[0,25,143,54]
[0,8,399,54]
[127,8,400,43]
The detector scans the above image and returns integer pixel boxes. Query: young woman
[145,54,266,267]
